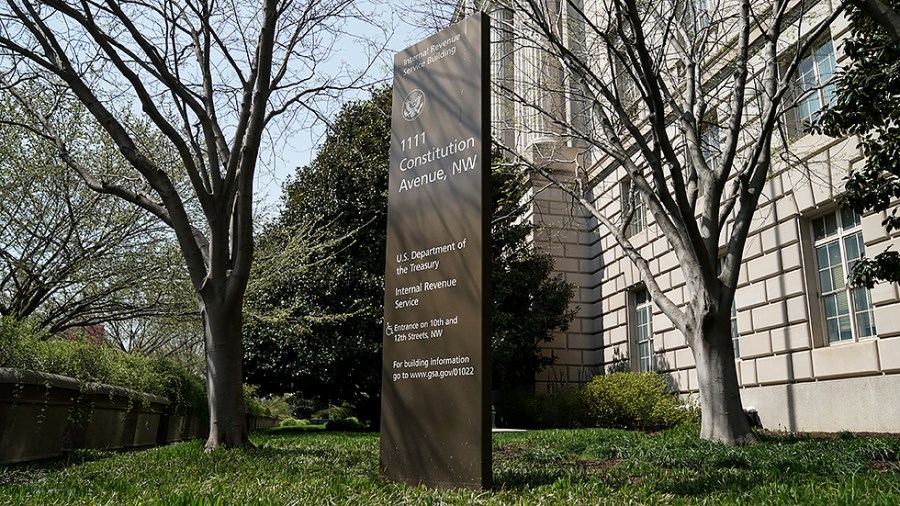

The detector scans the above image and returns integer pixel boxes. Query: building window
[683,0,711,35]
[700,120,721,170]
[612,45,639,108]
[622,180,647,236]
[731,300,740,358]
[720,255,740,359]
[634,289,655,372]
[796,38,836,126]
[812,208,877,343]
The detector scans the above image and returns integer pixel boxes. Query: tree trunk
[201,290,250,450]
[692,318,756,445]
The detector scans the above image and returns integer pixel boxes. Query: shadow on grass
[491,428,900,497]
[5,427,897,502]
[492,443,628,491]
[493,462,634,491]
[653,469,766,497]
[0,447,123,487]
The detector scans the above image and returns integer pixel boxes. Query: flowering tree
[0,0,386,448]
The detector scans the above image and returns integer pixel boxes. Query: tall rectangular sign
[381,13,491,490]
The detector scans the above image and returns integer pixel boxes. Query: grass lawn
[1,424,898,505]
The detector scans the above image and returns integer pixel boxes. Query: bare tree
[106,315,205,372]
[449,0,845,444]
[0,97,193,333]
[0,0,387,448]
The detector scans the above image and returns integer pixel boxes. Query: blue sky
[254,3,428,215]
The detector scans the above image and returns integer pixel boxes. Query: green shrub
[0,316,48,368]
[0,316,207,413]
[259,394,293,419]
[501,386,588,429]
[325,416,367,432]
[313,402,355,421]
[151,359,208,413]
[244,385,270,416]
[581,372,698,431]
[278,417,308,427]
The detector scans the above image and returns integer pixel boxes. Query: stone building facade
[475,0,900,433]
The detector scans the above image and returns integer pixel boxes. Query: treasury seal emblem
[402,89,425,121]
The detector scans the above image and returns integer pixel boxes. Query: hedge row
[0,316,207,413]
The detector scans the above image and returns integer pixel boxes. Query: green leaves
[819,0,900,288]
[243,88,392,420]
[491,161,577,391]
[0,316,205,411]
[848,251,900,288]
[0,89,195,336]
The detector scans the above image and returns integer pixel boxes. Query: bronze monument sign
[380,13,491,489]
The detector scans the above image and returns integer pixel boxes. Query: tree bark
[691,317,755,445]
[200,283,249,450]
